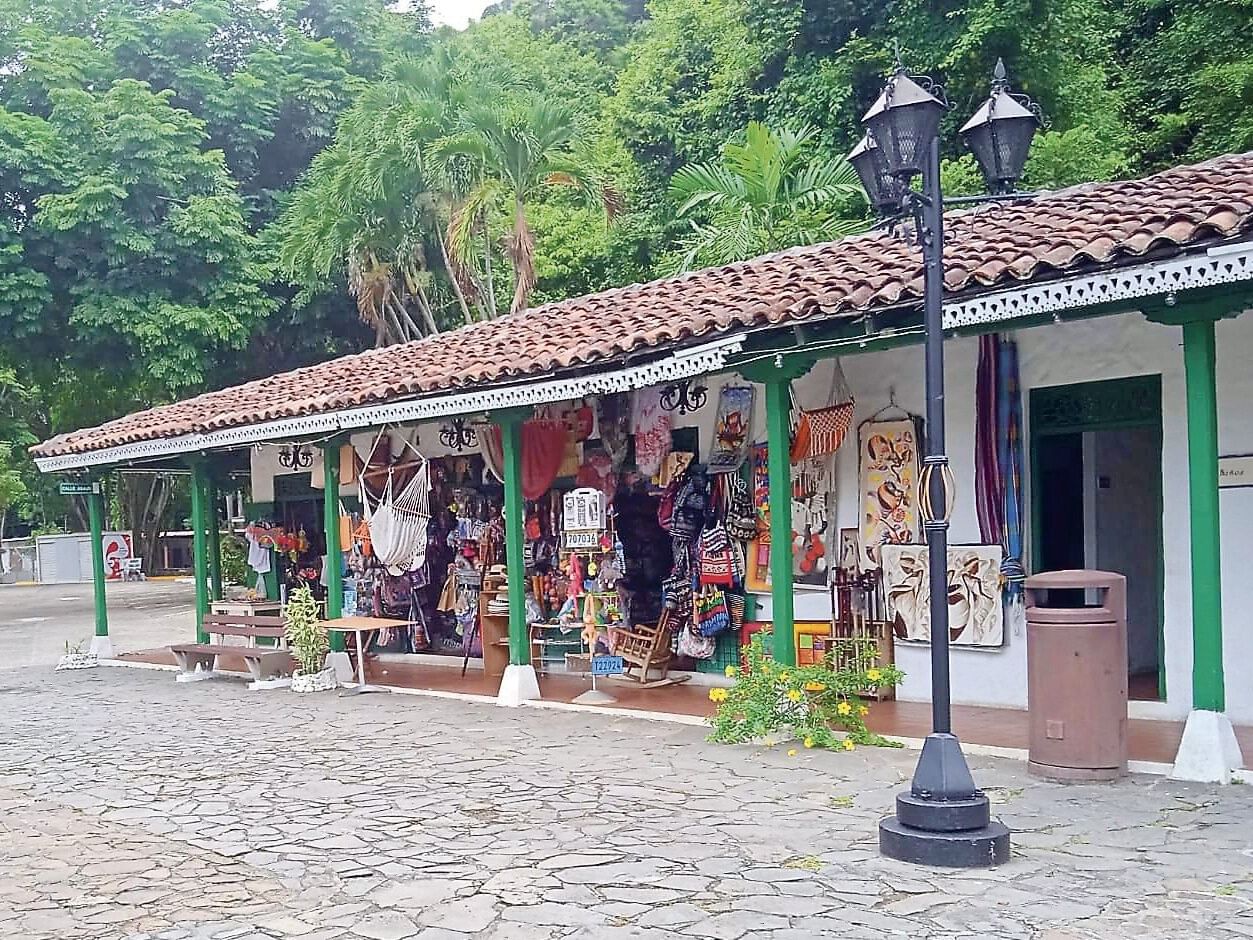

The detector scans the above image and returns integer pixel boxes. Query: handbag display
[725,471,758,542]
[699,522,735,587]
[694,587,732,637]
[677,622,716,659]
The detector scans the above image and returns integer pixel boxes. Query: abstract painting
[858,418,921,570]
[881,544,1005,647]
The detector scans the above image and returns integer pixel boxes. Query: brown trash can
[1024,570,1128,782]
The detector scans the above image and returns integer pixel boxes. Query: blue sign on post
[590,655,624,677]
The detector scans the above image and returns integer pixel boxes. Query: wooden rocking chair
[610,608,690,689]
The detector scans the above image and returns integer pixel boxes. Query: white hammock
[360,450,431,576]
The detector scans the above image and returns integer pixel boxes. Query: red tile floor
[120,648,1253,768]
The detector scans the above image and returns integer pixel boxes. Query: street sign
[59,481,97,496]
[590,655,624,677]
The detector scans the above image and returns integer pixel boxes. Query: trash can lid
[1023,569,1125,591]
[1026,605,1118,624]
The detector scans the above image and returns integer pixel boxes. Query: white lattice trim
[943,241,1253,330]
[35,335,745,472]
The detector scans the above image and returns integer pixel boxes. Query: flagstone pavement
[2,666,1251,940]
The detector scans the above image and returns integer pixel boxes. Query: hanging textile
[791,360,856,462]
[998,337,1027,607]
[632,387,673,478]
[707,384,755,474]
[596,393,632,470]
[359,452,432,576]
[480,421,568,499]
[974,335,1004,545]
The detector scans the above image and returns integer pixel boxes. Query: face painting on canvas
[881,544,1005,647]
[858,419,921,570]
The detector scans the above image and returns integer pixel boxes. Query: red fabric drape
[482,420,570,500]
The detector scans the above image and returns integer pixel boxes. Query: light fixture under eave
[659,379,708,415]
[959,59,1042,195]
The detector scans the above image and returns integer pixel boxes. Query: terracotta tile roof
[34,152,1253,459]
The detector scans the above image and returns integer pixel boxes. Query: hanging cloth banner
[974,335,1005,545]
[481,420,570,500]
[707,383,755,474]
[857,417,921,570]
[998,338,1027,607]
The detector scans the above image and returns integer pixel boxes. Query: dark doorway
[1031,376,1164,700]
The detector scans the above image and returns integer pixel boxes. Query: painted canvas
[881,544,1005,647]
[858,418,921,570]
[747,443,829,590]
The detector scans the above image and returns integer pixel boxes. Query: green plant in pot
[285,585,334,692]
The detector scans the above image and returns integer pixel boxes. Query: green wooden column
[205,474,223,602]
[189,458,211,643]
[323,441,345,652]
[86,477,109,642]
[493,409,530,665]
[743,356,814,667]
[1182,318,1225,712]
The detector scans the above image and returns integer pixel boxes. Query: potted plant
[286,585,335,692]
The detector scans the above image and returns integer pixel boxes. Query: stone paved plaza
[2,665,1252,939]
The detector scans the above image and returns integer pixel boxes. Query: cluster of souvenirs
[241,353,1024,680]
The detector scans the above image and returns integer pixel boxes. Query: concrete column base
[89,635,114,659]
[1170,709,1245,784]
[325,651,354,684]
[496,664,541,707]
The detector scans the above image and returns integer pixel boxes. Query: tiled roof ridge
[31,151,1253,459]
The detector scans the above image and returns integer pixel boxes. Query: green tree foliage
[667,121,866,271]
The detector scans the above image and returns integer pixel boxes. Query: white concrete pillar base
[496,664,541,707]
[325,651,354,684]
[1170,709,1245,784]
[89,635,114,659]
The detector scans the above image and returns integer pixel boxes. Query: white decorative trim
[944,242,1253,330]
[35,335,745,472]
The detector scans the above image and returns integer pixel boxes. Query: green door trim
[1028,374,1166,699]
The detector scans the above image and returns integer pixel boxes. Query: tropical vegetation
[1,0,1250,538]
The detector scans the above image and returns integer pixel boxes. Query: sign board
[59,481,97,496]
[563,487,606,531]
[1219,455,1253,489]
[563,529,601,551]
[590,655,625,677]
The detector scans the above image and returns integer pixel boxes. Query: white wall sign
[1219,455,1253,489]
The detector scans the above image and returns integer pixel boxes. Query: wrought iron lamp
[439,417,478,451]
[277,445,314,470]
[850,59,1040,868]
[659,379,708,415]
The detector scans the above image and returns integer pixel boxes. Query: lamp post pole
[850,59,1040,868]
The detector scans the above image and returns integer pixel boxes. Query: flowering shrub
[707,631,904,750]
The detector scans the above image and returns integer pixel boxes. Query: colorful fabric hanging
[974,334,1004,545]
[632,387,673,478]
[480,421,570,500]
[998,338,1027,606]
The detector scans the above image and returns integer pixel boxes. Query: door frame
[1028,374,1166,698]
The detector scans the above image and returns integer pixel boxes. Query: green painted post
[1182,318,1225,712]
[206,475,223,602]
[763,377,797,666]
[86,478,109,641]
[189,459,210,643]
[323,442,345,652]
[497,413,530,665]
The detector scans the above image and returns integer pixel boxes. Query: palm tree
[437,95,603,314]
[668,121,867,272]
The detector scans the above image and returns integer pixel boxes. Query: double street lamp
[848,59,1041,868]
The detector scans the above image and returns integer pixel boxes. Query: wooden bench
[170,614,293,686]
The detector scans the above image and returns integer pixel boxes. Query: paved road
[0,580,194,669]
[2,665,1251,940]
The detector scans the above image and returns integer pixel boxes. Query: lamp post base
[878,733,1011,867]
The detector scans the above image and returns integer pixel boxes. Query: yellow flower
[709,687,729,703]
[857,705,870,717]
[842,739,855,752]
[787,748,798,757]
[803,737,815,749]
[837,701,852,716]
[866,668,882,683]
[786,689,803,703]
[724,665,738,678]
[778,671,790,683]
[762,664,773,676]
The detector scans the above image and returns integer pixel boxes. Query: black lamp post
[850,59,1041,868]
